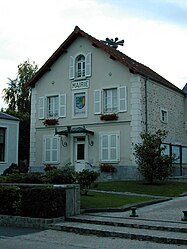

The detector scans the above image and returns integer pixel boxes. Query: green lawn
[94,181,187,197]
[81,192,157,209]
[81,181,187,209]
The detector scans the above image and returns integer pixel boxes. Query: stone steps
[51,214,187,245]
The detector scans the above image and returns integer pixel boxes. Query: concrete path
[52,195,187,245]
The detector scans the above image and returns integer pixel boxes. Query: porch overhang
[55,126,94,136]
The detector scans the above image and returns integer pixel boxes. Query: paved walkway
[88,195,187,223]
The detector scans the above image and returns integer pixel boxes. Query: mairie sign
[71,80,89,90]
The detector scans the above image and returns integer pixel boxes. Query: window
[43,136,60,164]
[69,53,92,79]
[38,94,66,119]
[94,86,127,114]
[104,88,118,113]
[73,91,87,118]
[47,96,59,118]
[0,128,6,162]
[100,132,120,162]
[75,55,85,78]
[160,108,168,123]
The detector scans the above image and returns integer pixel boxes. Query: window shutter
[94,89,101,114]
[85,52,92,77]
[59,94,66,117]
[69,56,74,79]
[118,86,127,112]
[100,132,120,162]
[43,136,60,163]
[44,137,51,163]
[39,96,45,119]
[101,134,109,161]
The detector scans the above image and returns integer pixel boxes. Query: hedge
[0,186,66,218]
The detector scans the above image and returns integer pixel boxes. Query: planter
[43,119,59,126]
[100,113,118,121]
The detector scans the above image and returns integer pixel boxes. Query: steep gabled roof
[27,26,183,94]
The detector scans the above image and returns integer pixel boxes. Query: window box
[100,163,117,173]
[100,113,118,121]
[43,119,59,126]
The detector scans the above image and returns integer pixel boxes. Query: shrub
[45,168,77,184]
[0,186,21,215]
[2,162,28,176]
[134,130,173,183]
[77,170,100,195]
[20,187,66,218]
[21,172,44,183]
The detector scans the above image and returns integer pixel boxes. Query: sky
[1,0,187,109]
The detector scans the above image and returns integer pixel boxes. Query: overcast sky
[1,0,187,109]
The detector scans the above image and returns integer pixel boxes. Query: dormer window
[75,55,85,78]
[69,53,92,80]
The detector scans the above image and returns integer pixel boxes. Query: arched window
[75,55,85,78]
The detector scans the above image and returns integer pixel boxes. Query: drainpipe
[144,77,148,133]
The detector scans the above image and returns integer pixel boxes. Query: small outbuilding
[0,112,19,175]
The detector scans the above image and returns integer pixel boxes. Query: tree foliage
[134,130,173,183]
[2,60,38,163]
[3,60,38,112]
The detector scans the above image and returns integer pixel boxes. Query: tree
[2,60,38,165]
[134,130,173,184]
[3,60,38,112]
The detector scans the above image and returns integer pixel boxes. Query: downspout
[144,77,148,133]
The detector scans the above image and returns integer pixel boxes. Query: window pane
[52,138,57,149]
[52,151,57,162]
[47,96,59,117]
[182,147,187,163]
[172,145,180,163]
[110,148,117,160]
[111,135,116,147]
[104,88,117,113]
[102,135,108,147]
[46,138,51,149]
[102,149,108,161]
[45,151,50,162]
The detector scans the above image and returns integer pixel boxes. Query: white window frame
[160,108,168,123]
[47,95,59,118]
[75,54,85,78]
[72,90,88,118]
[99,131,120,162]
[38,94,66,120]
[69,53,92,80]
[94,86,127,115]
[43,135,60,164]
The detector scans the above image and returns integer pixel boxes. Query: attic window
[75,55,85,78]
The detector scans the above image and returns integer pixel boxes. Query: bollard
[181,211,187,221]
[130,207,138,217]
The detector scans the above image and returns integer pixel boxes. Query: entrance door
[74,137,85,172]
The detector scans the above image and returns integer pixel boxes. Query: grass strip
[81,192,158,209]
[94,181,187,197]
